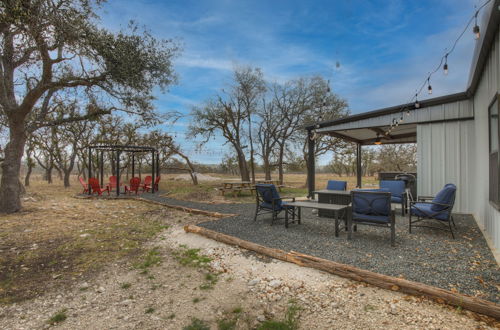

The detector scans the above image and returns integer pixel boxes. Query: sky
[98,0,482,165]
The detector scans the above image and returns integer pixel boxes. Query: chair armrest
[417,195,434,201]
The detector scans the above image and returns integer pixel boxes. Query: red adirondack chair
[142,176,153,192]
[88,178,110,196]
[108,175,117,191]
[125,177,141,195]
[79,177,89,194]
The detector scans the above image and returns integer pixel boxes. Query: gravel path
[143,193,500,303]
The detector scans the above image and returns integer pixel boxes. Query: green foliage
[135,248,161,269]
[120,282,132,289]
[48,309,67,325]
[183,318,210,330]
[217,318,237,330]
[258,301,301,330]
[173,245,211,268]
[145,307,155,314]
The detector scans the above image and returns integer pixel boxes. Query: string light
[443,54,449,75]
[473,11,480,40]
[384,0,491,133]
[374,134,382,145]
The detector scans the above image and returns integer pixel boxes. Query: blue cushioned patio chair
[326,180,347,191]
[409,183,457,238]
[350,190,395,246]
[254,184,297,226]
[380,180,407,216]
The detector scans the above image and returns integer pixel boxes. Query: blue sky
[99,0,480,164]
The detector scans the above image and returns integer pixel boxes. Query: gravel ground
[141,193,500,304]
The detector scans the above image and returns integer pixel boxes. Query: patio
[196,205,499,304]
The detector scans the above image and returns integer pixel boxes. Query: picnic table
[256,179,284,191]
[283,200,349,236]
[219,181,254,196]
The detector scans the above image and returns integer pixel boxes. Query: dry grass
[159,172,379,203]
[0,177,198,304]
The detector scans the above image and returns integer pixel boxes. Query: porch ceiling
[321,123,416,145]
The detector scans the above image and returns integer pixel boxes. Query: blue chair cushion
[326,180,347,191]
[391,196,403,203]
[352,212,391,223]
[432,184,456,211]
[411,202,449,221]
[380,180,405,199]
[352,191,391,217]
[255,184,282,208]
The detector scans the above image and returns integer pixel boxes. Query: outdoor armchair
[326,180,347,191]
[88,178,110,196]
[142,176,153,192]
[409,183,457,238]
[254,184,297,225]
[125,177,142,195]
[79,177,89,194]
[380,180,407,216]
[350,190,395,246]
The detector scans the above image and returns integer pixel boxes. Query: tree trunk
[46,165,53,184]
[0,123,27,213]
[63,170,71,188]
[235,146,250,181]
[263,156,271,180]
[24,163,33,187]
[278,144,285,185]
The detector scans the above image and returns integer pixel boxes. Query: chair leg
[448,219,455,239]
[253,206,259,222]
[451,215,456,228]
[391,215,396,247]
[401,203,404,217]
[409,212,412,233]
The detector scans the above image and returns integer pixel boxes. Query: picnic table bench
[219,181,255,196]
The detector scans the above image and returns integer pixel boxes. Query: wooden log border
[184,224,500,320]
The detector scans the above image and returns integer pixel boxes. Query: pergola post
[156,152,160,177]
[151,151,155,193]
[307,130,315,198]
[88,146,92,195]
[356,143,362,188]
[100,151,104,187]
[116,150,120,196]
[131,153,135,178]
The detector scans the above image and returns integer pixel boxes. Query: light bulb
[473,12,480,40]
[406,109,410,116]
[443,63,448,75]
[428,84,433,94]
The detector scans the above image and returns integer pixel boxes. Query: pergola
[87,145,160,196]
[304,92,473,198]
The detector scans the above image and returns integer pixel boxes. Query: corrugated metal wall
[471,27,500,250]
[418,27,500,251]
[417,120,476,214]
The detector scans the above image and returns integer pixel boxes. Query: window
[489,94,500,208]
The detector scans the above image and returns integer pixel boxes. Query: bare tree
[190,93,250,181]
[0,0,178,212]
[233,66,266,183]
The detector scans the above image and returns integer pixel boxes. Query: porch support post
[356,143,362,188]
[307,129,315,198]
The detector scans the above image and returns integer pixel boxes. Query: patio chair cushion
[326,180,347,191]
[411,202,449,221]
[352,191,391,217]
[255,184,282,209]
[391,196,403,203]
[431,184,456,211]
[352,212,391,223]
[380,180,405,200]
